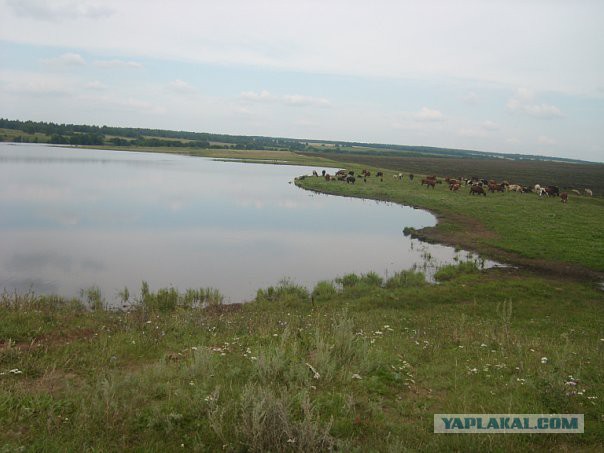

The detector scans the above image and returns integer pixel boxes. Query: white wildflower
[541,357,548,364]
[305,362,320,379]
[351,373,362,380]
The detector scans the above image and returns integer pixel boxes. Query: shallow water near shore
[0,143,499,305]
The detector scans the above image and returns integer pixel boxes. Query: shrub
[311,280,337,301]
[434,261,480,282]
[335,273,360,289]
[80,286,104,310]
[359,271,383,287]
[256,278,309,303]
[385,270,427,289]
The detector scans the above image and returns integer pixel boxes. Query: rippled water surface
[1,143,491,303]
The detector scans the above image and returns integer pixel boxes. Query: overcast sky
[1,0,603,161]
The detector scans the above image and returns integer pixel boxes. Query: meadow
[296,169,604,276]
[1,144,603,451]
[1,267,602,451]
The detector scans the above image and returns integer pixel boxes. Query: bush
[434,261,480,282]
[311,280,337,301]
[256,278,309,303]
[359,272,383,287]
[384,270,427,289]
[335,273,360,289]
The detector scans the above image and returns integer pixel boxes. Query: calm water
[0,143,490,304]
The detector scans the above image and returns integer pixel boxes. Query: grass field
[1,267,602,451]
[304,152,604,195]
[296,169,604,276]
[1,144,603,450]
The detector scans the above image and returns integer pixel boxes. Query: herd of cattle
[303,169,594,203]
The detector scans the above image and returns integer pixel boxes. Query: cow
[585,188,593,196]
[488,183,505,193]
[507,184,523,193]
[450,183,461,191]
[421,178,436,189]
[324,174,332,181]
[561,192,568,203]
[534,184,542,193]
[321,170,326,176]
[335,169,348,177]
[545,186,560,197]
[348,170,355,176]
[570,189,581,196]
[312,170,319,177]
[376,171,384,181]
[346,175,356,184]
[470,185,486,196]
[408,174,414,181]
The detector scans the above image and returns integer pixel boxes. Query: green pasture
[297,170,604,274]
[1,268,602,451]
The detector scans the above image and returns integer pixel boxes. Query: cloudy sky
[1,0,603,161]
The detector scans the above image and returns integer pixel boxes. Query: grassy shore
[295,170,604,278]
[1,267,603,451]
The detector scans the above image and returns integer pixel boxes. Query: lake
[0,143,492,304]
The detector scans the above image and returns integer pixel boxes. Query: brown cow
[561,192,568,203]
[450,183,460,191]
[421,178,436,188]
[470,185,486,196]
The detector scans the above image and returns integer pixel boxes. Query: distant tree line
[0,118,306,151]
[0,118,590,164]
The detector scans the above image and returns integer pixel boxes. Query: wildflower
[374,331,383,335]
[480,343,487,348]
[541,357,548,364]
[351,373,362,380]
[305,362,320,380]
[287,439,296,444]
[191,346,198,351]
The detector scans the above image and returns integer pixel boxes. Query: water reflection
[0,143,497,304]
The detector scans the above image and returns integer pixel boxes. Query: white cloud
[240,90,330,108]
[462,91,479,105]
[84,80,105,90]
[42,52,86,67]
[93,59,143,69]
[78,94,164,114]
[167,79,197,95]
[7,0,114,21]
[0,70,74,96]
[507,88,563,119]
[458,128,486,138]
[537,135,557,145]
[482,120,498,131]
[240,90,274,102]
[413,107,444,122]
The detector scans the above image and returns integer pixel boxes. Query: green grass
[296,171,604,273]
[1,268,602,451]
